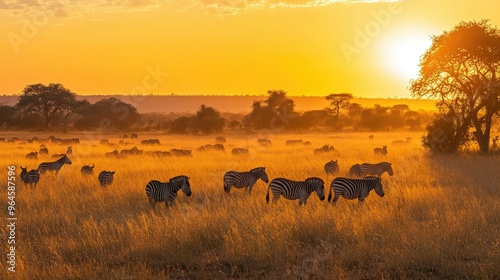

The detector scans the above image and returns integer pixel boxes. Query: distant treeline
[0,84,433,133]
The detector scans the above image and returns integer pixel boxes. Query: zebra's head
[60,155,72,165]
[252,167,269,183]
[372,177,385,197]
[305,177,325,201]
[171,176,191,197]
[380,162,393,176]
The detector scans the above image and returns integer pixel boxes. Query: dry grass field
[1,131,499,279]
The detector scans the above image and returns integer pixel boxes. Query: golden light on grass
[0,131,499,278]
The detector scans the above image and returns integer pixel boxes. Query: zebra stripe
[145,175,191,210]
[360,162,393,177]
[328,177,385,204]
[266,177,325,206]
[98,171,115,187]
[38,155,72,175]
[20,166,40,187]
[223,167,269,194]
[324,160,339,176]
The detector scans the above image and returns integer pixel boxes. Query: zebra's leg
[299,194,307,206]
[272,193,280,204]
[332,195,340,206]
[358,197,365,204]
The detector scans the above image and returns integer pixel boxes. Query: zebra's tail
[266,187,270,204]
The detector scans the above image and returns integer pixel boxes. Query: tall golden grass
[1,131,499,279]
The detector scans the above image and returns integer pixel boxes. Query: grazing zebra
[67,146,72,155]
[20,166,40,187]
[314,145,335,154]
[258,139,272,146]
[25,152,38,159]
[266,177,325,206]
[170,149,192,157]
[286,139,303,146]
[120,146,143,156]
[98,171,115,187]
[224,167,269,194]
[105,150,119,157]
[324,160,339,179]
[38,154,72,175]
[197,144,225,152]
[215,136,226,144]
[231,148,249,156]
[328,177,385,205]
[374,146,388,155]
[360,162,393,177]
[39,147,48,155]
[81,164,95,175]
[145,175,191,210]
[348,164,362,178]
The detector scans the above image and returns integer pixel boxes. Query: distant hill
[0,95,437,113]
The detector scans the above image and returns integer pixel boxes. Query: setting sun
[381,33,433,82]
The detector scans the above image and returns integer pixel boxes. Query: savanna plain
[1,131,499,279]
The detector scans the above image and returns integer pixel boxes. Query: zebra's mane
[169,175,189,183]
[364,176,382,183]
[379,162,391,166]
[250,167,265,173]
[56,155,68,162]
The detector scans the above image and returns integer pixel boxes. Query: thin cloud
[0,0,160,18]
[0,0,400,18]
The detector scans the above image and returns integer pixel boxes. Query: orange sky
[1,0,499,98]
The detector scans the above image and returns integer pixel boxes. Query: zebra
[20,166,40,187]
[360,162,394,177]
[39,147,48,155]
[374,146,388,155]
[145,175,191,211]
[231,148,249,156]
[81,164,95,175]
[67,146,72,155]
[25,151,38,159]
[38,154,72,175]
[98,171,115,187]
[223,167,269,194]
[324,160,339,180]
[328,177,385,205]
[348,164,362,178]
[266,177,325,206]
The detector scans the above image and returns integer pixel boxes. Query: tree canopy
[16,83,81,129]
[411,20,500,153]
[74,98,141,131]
[244,90,297,130]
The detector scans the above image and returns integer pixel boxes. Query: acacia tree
[192,104,225,135]
[16,83,81,129]
[325,93,352,128]
[410,20,500,153]
[244,90,297,130]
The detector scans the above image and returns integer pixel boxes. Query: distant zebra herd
[16,134,396,212]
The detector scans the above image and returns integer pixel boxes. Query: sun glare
[381,33,433,81]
